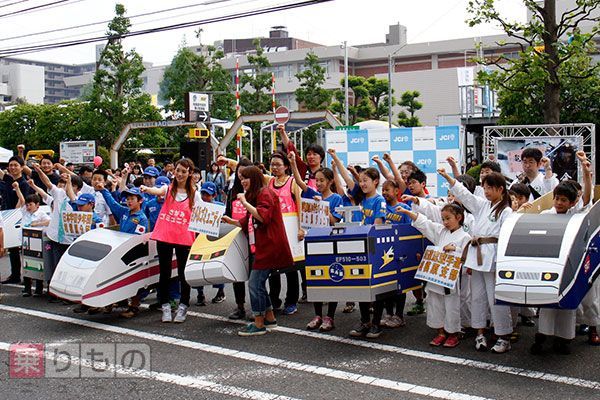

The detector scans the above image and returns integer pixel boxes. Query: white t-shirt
[46,185,73,243]
[158,186,202,208]
[21,206,51,227]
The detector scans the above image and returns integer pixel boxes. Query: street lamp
[343,41,349,126]
[387,43,408,128]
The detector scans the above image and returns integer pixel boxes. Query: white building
[0,63,45,104]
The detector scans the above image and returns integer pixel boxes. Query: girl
[396,204,471,347]
[128,164,142,185]
[223,166,293,336]
[330,149,387,338]
[289,152,343,331]
[206,162,225,203]
[141,158,200,324]
[438,168,513,353]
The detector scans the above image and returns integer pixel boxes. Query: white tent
[0,146,13,163]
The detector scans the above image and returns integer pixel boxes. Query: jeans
[248,269,272,316]
[157,241,191,307]
[43,239,68,283]
[268,270,299,308]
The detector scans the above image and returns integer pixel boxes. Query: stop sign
[274,106,290,125]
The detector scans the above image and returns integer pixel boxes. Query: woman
[141,158,200,324]
[206,162,225,202]
[128,164,142,185]
[223,166,293,336]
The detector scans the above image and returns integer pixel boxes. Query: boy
[508,183,531,211]
[99,185,149,317]
[195,182,226,305]
[512,148,558,200]
[531,151,592,355]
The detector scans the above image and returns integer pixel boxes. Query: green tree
[87,4,163,149]
[295,52,331,110]
[397,90,423,127]
[467,0,600,124]
[330,76,394,124]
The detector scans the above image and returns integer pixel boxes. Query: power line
[0,0,32,10]
[0,0,333,57]
[0,0,75,18]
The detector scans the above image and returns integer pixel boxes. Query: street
[1,258,598,400]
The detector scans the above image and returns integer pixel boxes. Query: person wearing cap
[71,193,103,229]
[194,182,227,306]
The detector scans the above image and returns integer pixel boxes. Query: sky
[0,0,528,66]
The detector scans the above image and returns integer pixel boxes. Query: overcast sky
[0,0,527,66]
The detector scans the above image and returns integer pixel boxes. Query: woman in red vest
[223,166,293,336]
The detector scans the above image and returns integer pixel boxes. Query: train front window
[505,214,570,258]
[337,240,366,254]
[67,240,112,263]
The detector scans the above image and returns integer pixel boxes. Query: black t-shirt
[1,174,32,210]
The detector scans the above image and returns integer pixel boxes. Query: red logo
[583,255,591,275]
[9,343,44,378]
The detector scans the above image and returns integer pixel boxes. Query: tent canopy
[0,146,14,163]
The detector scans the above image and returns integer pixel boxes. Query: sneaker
[173,304,188,323]
[491,338,511,354]
[196,295,207,306]
[120,307,139,319]
[320,316,335,332]
[238,323,267,336]
[282,304,298,315]
[161,303,172,323]
[211,292,226,304]
[386,315,406,328]
[577,324,590,335]
[22,291,32,298]
[228,308,247,320]
[342,303,355,313]
[443,334,460,348]
[589,331,600,346]
[349,322,370,337]
[430,334,446,346]
[306,316,322,330]
[475,334,488,352]
[379,315,392,328]
[264,319,278,330]
[1,276,21,284]
[407,303,425,316]
[366,324,383,338]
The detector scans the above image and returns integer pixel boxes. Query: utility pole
[344,41,349,126]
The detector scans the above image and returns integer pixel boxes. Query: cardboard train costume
[496,189,600,309]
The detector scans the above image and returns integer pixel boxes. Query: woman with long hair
[141,158,200,324]
[223,166,293,336]
[206,162,225,202]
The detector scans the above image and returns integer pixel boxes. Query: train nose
[49,261,93,302]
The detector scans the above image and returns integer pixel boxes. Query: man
[160,161,175,180]
[278,125,324,190]
[31,155,60,196]
[511,148,558,200]
[0,156,32,284]
[78,165,93,185]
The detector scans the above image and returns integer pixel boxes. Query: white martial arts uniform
[450,181,514,336]
[510,172,559,201]
[577,279,600,327]
[413,213,471,334]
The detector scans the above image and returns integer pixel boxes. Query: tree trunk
[542,0,561,125]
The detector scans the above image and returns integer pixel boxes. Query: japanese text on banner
[414,245,462,290]
[188,201,226,237]
[300,198,330,230]
[61,211,93,240]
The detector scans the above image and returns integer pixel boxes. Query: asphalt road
[1,257,599,400]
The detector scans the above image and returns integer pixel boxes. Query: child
[290,152,343,331]
[329,149,387,338]
[532,151,593,354]
[13,184,50,297]
[508,183,531,211]
[438,168,514,353]
[512,148,558,199]
[195,182,227,305]
[397,204,471,347]
[99,185,149,318]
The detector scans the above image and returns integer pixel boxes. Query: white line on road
[0,304,491,400]
[0,342,300,400]
[183,309,600,391]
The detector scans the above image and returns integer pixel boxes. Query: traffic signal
[189,128,210,139]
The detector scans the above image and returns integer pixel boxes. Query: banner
[300,198,330,229]
[61,211,93,240]
[283,213,305,263]
[414,246,462,290]
[188,201,226,237]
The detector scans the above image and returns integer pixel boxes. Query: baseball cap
[143,166,159,177]
[123,187,144,199]
[75,193,95,206]
[155,176,170,187]
[200,182,217,196]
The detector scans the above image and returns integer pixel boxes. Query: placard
[188,201,226,237]
[283,213,305,263]
[414,245,462,290]
[22,227,44,281]
[60,141,96,165]
[61,211,93,240]
[300,198,330,230]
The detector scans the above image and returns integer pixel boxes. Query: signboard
[300,198,330,230]
[414,246,462,290]
[325,126,462,197]
[60,141,96,165]
[283,213,304,263]
[495,136,583,182]
[22,227,44,281]
[335,125,359,131]
[188,201,226,237]
[61,211,94,241]
[274,106,290,125]
[185,92,211,122]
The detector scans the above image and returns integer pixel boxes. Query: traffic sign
[274,106,290,125]
[196,111,210,122]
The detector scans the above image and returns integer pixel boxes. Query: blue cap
[155,176,170,187]
[123,187,144,199]
[200,181,217,196]
[75,193,95,206]
[143,166,159,178]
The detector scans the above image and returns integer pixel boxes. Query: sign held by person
[61,211,94,240]
[188,201,226,237]
[300,198,330,230]
[415,246,462,290]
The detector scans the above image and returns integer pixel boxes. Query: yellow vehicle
[25,150,55,161]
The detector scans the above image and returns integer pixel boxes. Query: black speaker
[180,140,211,171]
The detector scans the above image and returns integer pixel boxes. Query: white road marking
[183,309,600,391]
[0,304,490,400]
[0,342,299,400]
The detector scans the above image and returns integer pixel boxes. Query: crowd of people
[0,130,598,355]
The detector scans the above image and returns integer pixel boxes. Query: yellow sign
[189,128,210,139]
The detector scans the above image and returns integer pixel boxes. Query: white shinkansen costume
[450,181,513,336]
[412,213,471,334]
